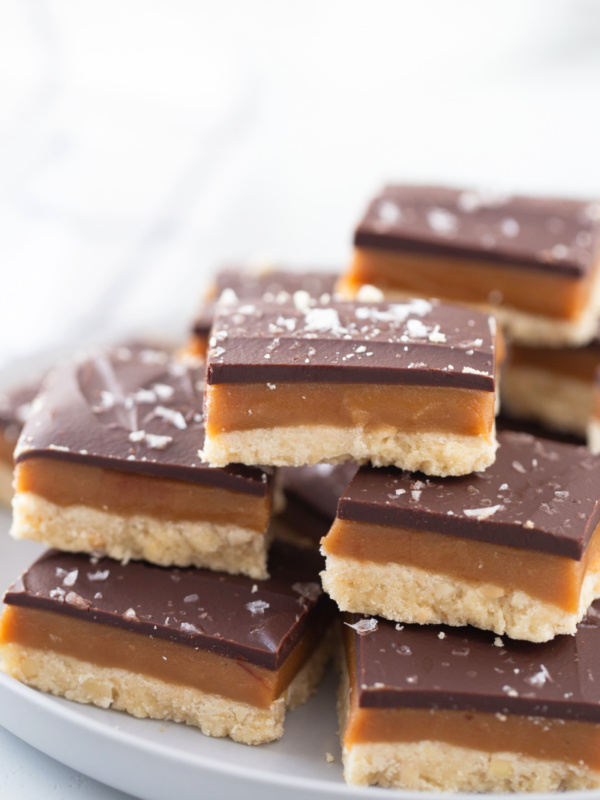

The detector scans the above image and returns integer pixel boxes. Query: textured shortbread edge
[502,365,592,436]
[588,418,600,454]
[339,277,600,347]
[336,656,599,792]
[342,738,600,792]
[321,554,600,642]
[0,629,333,746]
[0,461,13,507]
[204,424,497,477]
[11,492,271,579]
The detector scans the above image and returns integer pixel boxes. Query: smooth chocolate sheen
[4,542,333,670]
[15,345,272,496]
[207,299,496,390]
[354,185,600,277]
[347,608,600,723]
[338,431,600,559]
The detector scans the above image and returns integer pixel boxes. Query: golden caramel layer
[509,344,600,383]
[15,458,270,532]
[183,335,208,361]
[0,433,15,467]
[343,635,600,770]
[0,606,318,709]
[343,248,595,321]
[205,383,495,439]
[322,518,600,612]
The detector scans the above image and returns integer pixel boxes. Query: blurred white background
[1,0,600,370]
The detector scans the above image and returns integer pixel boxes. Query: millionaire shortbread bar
[11,345,275,578]
[203,297,499,477]
[0,542,334,745]
[187,267,339,360]
[341,185,600,346]
[321,431,600,642]
[340,610,600,791]
[503,326,600,436]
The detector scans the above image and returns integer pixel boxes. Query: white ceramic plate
[0,354,596,800]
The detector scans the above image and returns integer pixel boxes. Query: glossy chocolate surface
[4,542,332,670]
[347,608,600,722]
[207,298,496,390]
[355,185,600,277]
[15,344,271,496]
[193,267,339,338]
[338,431,600,559]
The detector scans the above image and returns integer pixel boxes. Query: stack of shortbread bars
[2,185,600,793]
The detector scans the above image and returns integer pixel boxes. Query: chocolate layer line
[282,463,358,523]
[348,609,600,723]
[193,268,340,338]
[207,299,496,391]
[354,185,600,277]
[4,543,333,670]
[15,344,272,497]
[338,431,600,559]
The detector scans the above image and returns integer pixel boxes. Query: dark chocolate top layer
[0,379,42,444]
[15,344,272,496]
[354,185,600,277]
[4,542,333,670]
[347,609,600,722]
[338,431,600,559]
[207,298,496,391]
[193,268,340,338]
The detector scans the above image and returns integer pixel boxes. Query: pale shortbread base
[336,656,599,792]
[11,491,271,579]
[502,365,592,436]
[343,737,600,792]
[588,418,600,454]
[0,632,332,746]
[0,461,13,507]
[204,424,497,478]
[339,273,600,347]
[322,553,600,642]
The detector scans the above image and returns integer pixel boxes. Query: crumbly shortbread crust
[0,632,333,746]
[322,553,600,642]
[12,492,271,579]
[589,419,600,455]
[0,462,13,507]
[204,425,497,478]
[502,366,592,436]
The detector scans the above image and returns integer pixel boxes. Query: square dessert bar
[341,185,600,346]
[340,610,600,792]
[322,431,600,642]
[11,345,276,579]
[502,324,600,437]
[0,542,335,745]
[186,266,340,360]
[203,297,499,477]
[0,379,40,505]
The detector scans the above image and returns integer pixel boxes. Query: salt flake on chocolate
[463,504,504,520]
[246,600,270,615]
[345,618,378,635]
[153,406,187,430]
